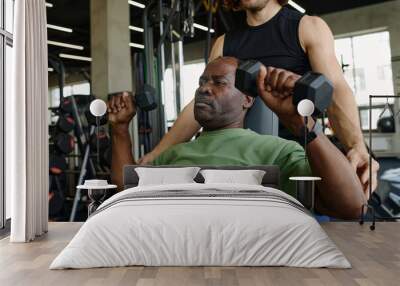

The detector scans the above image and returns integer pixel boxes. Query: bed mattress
[50,183,350,269]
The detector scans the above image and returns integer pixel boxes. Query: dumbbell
[90,130,110,151]
[135,84,158,111]
[85,85,158,127]
[235,60,333,116]
[49,154,68,175]
[53,133,75,154]
[108,84,158,112]
[60,95,91,114]
[57,114,75,133]
[60,98,73,114]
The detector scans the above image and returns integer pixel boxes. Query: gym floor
[1,222,399,286]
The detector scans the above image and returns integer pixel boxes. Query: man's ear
[243,95,255,110]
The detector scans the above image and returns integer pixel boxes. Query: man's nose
[199,82,212,95]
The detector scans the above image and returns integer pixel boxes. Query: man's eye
[215,81,226,85]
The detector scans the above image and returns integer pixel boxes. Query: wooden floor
[0,222,399,286]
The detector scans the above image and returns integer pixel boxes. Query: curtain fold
[7,0,48,242]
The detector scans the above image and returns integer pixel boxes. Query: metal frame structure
[141,0,201,153]
[360,95,400,230]
[142,0,167,152]
[204,0,213,64]
[0,0,14,230]
[48,55,98,222]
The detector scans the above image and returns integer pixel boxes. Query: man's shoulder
[222,129,303,152]
[243,129,298,143]
[299,15,332,49]
[210,35,225,61]
[259,135,303,152]
[152,140,194,166]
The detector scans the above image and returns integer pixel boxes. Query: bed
[50,165,350,269]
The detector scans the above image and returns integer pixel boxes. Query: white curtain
[7,0,48,242]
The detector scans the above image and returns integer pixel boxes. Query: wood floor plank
[0,222,399,286]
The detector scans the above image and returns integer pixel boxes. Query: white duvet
[50,183,351,269]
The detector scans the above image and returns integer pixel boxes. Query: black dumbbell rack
[49,55,112,221]
[67,94,115,221]
[48,96,99,221]
[359,95,400,230]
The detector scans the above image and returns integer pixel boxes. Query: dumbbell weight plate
[49,154,68,175]
[60,98,73,114]
[235,60,262,98]
[90,130,110,151]
[293,72,333,116]
[60,95,92,114]
[54,133,75,154]
[108,87,157,113]
[57,114,75,133]
[135,84,158,111]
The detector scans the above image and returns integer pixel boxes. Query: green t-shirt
[153,128,311,197]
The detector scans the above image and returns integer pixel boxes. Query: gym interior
[1,0,400,285]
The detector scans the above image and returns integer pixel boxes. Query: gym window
[49,82,90,108]
[1,0,14,232]
[335,31,394,107]
[164,61,205,125]
[335,30,394,131]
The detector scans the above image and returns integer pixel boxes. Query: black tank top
[223,7,312,139]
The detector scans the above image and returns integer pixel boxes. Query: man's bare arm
[111,126,135,190]
[306,123,365,219]
[299,16,379,196]
[108,93,136,190]
[287,117,365,219]
[139,35,225,164]
[300,16,362,150]
[257,66,365,219]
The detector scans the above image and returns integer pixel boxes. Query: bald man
[109,57,365,219]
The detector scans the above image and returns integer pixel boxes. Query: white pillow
[135,167,200,186]
[200,169,266,185]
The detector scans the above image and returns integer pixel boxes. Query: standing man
[139,0,379,199]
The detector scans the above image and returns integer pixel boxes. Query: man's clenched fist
[256,66,305,135]
[107,92,136,128]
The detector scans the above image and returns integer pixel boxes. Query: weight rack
[360,95,400,230]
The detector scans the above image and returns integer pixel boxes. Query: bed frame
[123,165,280,189]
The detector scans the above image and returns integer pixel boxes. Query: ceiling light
[128,1,145,9]
[193,23,215,33]
[129,25,144,33]
[48,40,84,50]
[288,1,305,13]
[129,43,144,49]
[59,53,92,62]
[48,67,54,72]
[46,2,53,8]
[47,24,73,33]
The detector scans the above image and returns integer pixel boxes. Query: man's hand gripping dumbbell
[235,60,333,139]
